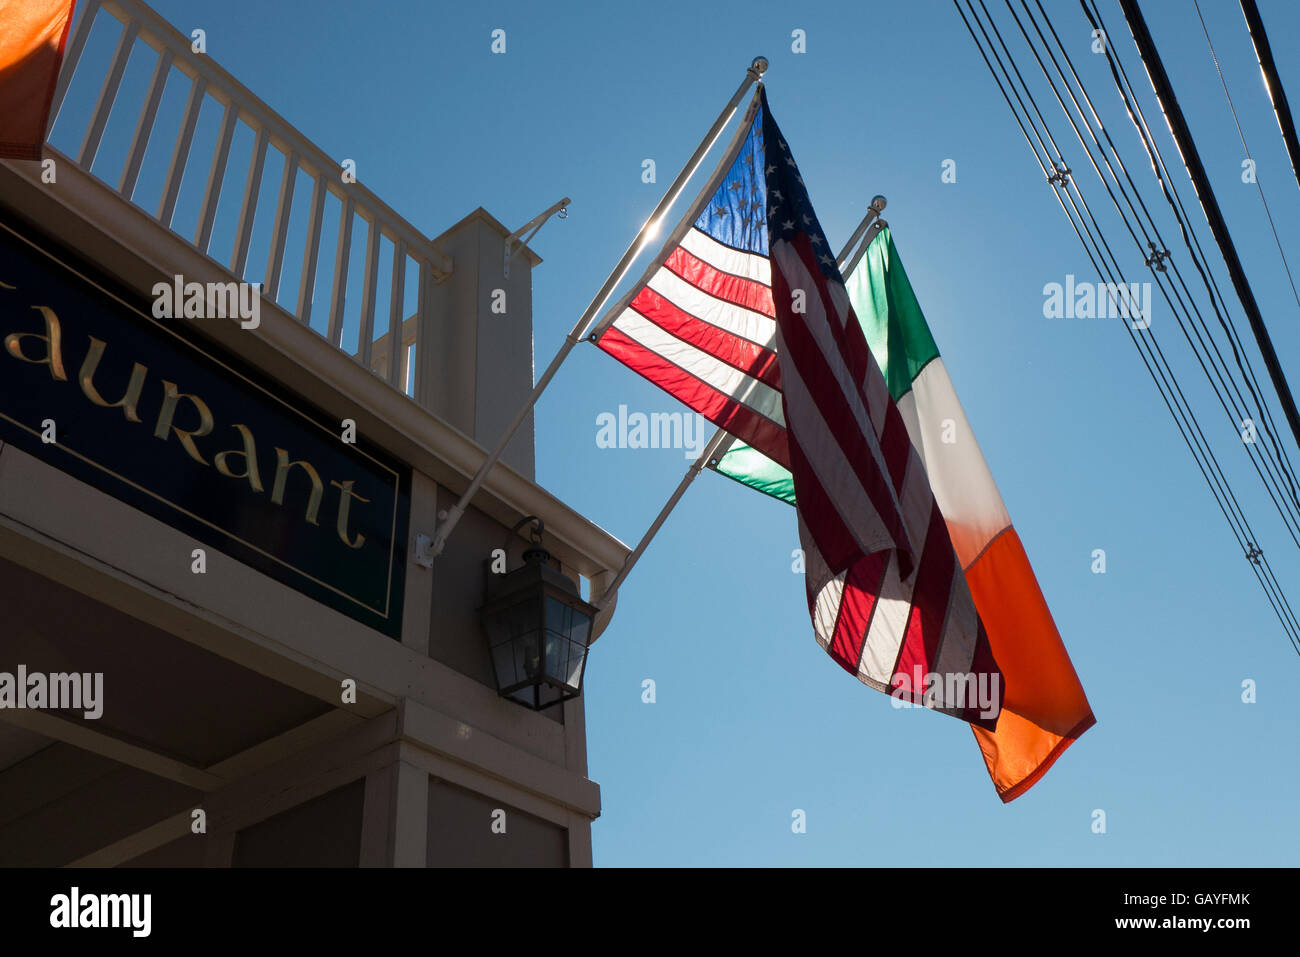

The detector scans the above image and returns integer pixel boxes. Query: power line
[1194,0,1300,315]
[1080,0,1300,550]
[1115,0,1300,479]
[952,0,1300,655]
[1035,0,1300,648]
[1239,0,1300,199]
[1008,0,1300,548]
[1013,0,1300,651]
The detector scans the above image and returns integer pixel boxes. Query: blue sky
[49,0,1300,865]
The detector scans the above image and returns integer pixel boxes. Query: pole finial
[870,195,887,212]
[749,56,769,79]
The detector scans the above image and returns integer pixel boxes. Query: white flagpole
[427,56,770,559]
[591,427,733,608]
[590,196,890,609]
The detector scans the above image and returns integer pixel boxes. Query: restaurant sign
[0,214,408,638]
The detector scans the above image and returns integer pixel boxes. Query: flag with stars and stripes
[593,88,1003,729]
[711,225,1095,802]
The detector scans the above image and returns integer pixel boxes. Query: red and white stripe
[597,226,791,466]
[767,235,1000,724]
[596,222,1002,725]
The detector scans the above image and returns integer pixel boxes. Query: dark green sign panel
[0,212,408,638]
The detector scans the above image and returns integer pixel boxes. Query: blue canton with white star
[693,102,768,256]
[757,87,840,279]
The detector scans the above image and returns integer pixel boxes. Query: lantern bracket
[413,533,434,569]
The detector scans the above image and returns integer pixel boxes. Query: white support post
[231,126,269,277]
[296,172,326,324]
[195,102,238,253]
[78,18,140,170]
[264,149,299,302]
[357,218,382,368]
[327,195,355,346]
[119,46,173,199]
[385,241,408,386]
[157,74,206,227]
[47,0,102,137]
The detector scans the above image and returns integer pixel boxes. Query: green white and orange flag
[715,226,1095,802]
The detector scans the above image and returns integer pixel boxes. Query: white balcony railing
[45,0,453,397]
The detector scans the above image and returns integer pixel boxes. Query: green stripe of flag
[711,225,937,505]
[846,225,939,403]
[713,438,797,504]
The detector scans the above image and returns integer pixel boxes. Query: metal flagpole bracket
[423,58,766,563]
[582,82,767,350]
[504,197,570,278]
[837,194,888,280]
[413,533,435,569]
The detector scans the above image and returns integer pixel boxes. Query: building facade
[0,0,626,867]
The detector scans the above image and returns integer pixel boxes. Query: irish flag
[716,226,1095,802]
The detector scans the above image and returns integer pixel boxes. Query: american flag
[595,89,1002,726]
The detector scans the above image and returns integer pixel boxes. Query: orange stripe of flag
[964,527,1095,802]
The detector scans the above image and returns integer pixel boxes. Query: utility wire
[1056,0,1300,650]
[1007,0,1300,551]
[1028,0,1300,650]
[1081,0,1300,547]
[1194,0,1300,316]
[953,0,1300,655]
[1115,0,1300,496]
[1239,0,1300,199]
[973,0,1295,635]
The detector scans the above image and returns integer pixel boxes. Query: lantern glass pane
[569,610,591,648]
[491,639,515,687]
[565,638,586,689]
[507,596,540,639]
[542,597,569,681]
[543,595,572,635]
[486,594,541,690]
[543,630,565,686]
[515,628,541,683]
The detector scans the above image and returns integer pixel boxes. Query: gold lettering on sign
[214,423,264,493]
[4,306,67,380]
[330,479,370,549]
[154,381,214,465]
[271,448,323,525]
[79,336,146,423]
[1,280,388,565]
